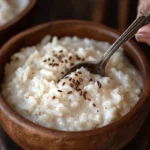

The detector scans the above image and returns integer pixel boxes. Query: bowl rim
[0,0,37,31]
[0,20,150,139]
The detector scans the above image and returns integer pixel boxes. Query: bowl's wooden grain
[0,20,150,150]
[0,0,37,46]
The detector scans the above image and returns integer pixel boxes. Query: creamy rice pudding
[2,35,143,131]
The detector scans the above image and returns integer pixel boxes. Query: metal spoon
[62,14,150,78]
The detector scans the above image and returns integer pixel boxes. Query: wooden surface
[0,0,150,149]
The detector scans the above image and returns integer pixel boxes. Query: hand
[136,0,150,44]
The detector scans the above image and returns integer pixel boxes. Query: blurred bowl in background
[0,0,37,47]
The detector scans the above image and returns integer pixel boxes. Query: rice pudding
[0,0,29,26]
[2,35,143,131]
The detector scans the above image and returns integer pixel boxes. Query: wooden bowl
[0,20,150,150]
[0,0,37,47]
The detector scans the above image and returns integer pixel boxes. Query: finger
[137,0,150,16]
[135,24,150,44]
[137,0,142,17]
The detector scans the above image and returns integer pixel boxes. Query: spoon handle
[98,14,150,75]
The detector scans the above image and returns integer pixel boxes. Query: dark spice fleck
[52,59,55,62]
[71,63,74,66]
[70,83,74,88]
[80,91,82,96]
[83,91,87,95]
[79,78,83,82]
[75,80,80,89]
[58,90,62,92]
[61,61,64,63]
[82,58,85,61]
[49,63,53,66]
[97,110,99,112]
[83,94,86,100]
[72,79,75,83]
[61,72,64,74]
[97,81,101,88]
[76,80,80,85]
[52,96,56,99]
[76,88,81,91]
[15,57,19,61]
[57,79,60,83]
[54,63,59,66]
[75,73,78,76]
[93,103,96,107]
[43,59,47,62]
[69,78,72,81]
[58,56,62,61]
[59,50,63,53]
[62,82,65,86]
[89,78,92,82]
[88,98,91,101]
[65,59,68,63]
[78,71,82,74]
[48,58,51,61]
[67,91,72,94]
[77,57,81,60]
[76,55,81,60]
[69,56,72,60]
